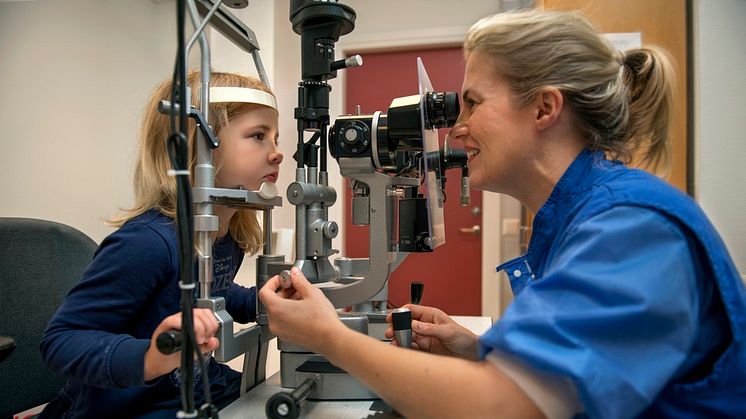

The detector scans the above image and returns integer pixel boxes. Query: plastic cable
[179,281,197,290]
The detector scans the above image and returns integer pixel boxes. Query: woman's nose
[448,122,468,141]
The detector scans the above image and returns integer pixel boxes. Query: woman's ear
[534,87,563,131]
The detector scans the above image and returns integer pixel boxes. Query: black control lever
[156,330,183,355]
[392,307,413,349]
[411,281,424,305]
[266,376,317,419]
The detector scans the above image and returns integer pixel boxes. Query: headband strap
[208,87,277,110]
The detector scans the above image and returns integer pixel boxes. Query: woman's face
[213,105,283,191]
[451,51,536,194]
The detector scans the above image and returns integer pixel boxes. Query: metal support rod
[294,168,307,262]
[319,124,328,173]
[186,0,223,52]
[263,209,273,255]
[186,0,218,300]
[194,0,270,87]
[252,49,271,90]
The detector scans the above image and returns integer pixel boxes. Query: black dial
[333,119,370,156]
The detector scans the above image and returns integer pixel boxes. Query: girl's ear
[533,87,563,131]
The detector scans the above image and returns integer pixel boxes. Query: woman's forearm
[324,327,544,419]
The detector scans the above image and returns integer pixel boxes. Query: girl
[40,71,282,418]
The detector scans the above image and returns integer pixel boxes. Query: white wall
[8,0,745,368]
[0,0,523,321]
[695,0,746,277]
[208,1,274,81]
[0,0,283,375]
[0,0,176,243]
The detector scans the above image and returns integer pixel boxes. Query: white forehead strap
[208,87,277,110]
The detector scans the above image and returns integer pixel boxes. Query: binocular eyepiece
[424,91,460,129]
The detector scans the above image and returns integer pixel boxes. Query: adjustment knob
[323,221,338,239]
[344,127,359,143]
[411,282,424,305]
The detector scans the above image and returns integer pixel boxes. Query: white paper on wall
[603,32,642,51]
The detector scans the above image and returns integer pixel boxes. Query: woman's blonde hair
[464,9,675,172]
[110,71,275,254]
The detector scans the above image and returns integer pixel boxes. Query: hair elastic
[208,87,277,110]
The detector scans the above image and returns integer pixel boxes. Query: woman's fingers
[259,275,283,303]
[288,267,315,296]
[277,286,297,300]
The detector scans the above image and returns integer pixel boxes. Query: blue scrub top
[480,150,738,418]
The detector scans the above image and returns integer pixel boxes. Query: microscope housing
[329,91,460,170]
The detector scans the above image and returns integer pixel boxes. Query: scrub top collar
[497,148,607,279]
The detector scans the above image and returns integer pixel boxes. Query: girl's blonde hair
[111,71,275,254]
[464,9,675,172]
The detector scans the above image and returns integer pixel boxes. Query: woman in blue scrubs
[260,9,746,418]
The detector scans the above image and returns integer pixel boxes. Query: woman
[260,10,745,419]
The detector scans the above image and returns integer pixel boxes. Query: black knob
[392,307,413,349]
[266,377,316,419]
[156,330,182,355]
[411,282,424,305]
[266,391,300,419]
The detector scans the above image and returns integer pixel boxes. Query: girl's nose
[270,149,283,165]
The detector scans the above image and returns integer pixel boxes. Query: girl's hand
[143,308,220,381]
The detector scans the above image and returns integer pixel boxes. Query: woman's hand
[143,308,220,381]
[258,267,346,354]
[385,304,480,360]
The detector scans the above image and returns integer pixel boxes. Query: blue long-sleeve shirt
[39,209,257,418]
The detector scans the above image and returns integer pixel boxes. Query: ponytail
[621,46,676,173]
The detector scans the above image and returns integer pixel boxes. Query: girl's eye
[464,98,477,108]
[247,132,265,141]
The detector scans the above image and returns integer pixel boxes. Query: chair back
[0,218,97,417]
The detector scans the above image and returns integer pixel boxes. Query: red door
[344,47,482,315]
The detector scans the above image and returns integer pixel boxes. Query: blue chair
[0,218,96,418]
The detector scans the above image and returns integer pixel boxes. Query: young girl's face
[214,105,282,191]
